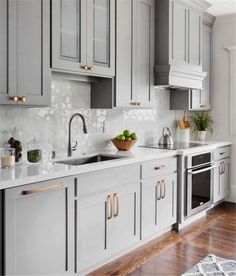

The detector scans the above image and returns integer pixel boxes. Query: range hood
[154,0,210,90]
[154,65,207,90]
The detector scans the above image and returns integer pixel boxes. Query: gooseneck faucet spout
[67,113,88,157]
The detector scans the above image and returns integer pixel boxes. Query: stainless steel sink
[55,154,125,166]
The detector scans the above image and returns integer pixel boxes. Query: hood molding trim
[154,65,207,90]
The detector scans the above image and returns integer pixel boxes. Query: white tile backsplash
[0,80,181,160]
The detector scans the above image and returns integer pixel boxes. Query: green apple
[130,132,137,140]
[123,130,131,137]
[116,134,126,141]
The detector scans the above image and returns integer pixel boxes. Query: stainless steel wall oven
[185,152,215,217]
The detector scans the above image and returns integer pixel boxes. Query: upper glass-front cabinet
[51,0,115,77]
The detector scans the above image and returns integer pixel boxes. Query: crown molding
[203,12,216,26]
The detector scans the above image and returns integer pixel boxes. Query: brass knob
[137,102,141,106]
[131,102,138,106]
[87,66,94,71]
[81,65,88,70]
[19,96,26,103]
[10,96,19,103]
[200,104,207,108]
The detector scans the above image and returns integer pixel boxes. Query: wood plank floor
[90,202,236,276]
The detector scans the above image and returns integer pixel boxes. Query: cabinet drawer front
[214,146,231,161]
[142,157,177,179]
[77,164,140,196]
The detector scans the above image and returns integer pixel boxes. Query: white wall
[211,14,236,202]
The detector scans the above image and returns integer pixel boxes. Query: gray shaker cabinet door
[157,173,177,231]
[77,191,112,273]
[115,0,133,108]
[133,0,155,108]
[5,178,74,275]
[8,0,51,106]
[86,0,115,76]
[188,9,202,67]
[0,0,12,103]
[51,0,87,74]
[170,0,188,66]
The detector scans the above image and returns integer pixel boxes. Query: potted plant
[190,112,214,141]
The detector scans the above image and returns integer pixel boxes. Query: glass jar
[27,139,42,163]
[0,148,15,168]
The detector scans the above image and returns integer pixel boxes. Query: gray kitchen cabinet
[75,164,140,274]
[0,0,51,106]
[4,178,74,275]
[51,0,115,77]
[77,180,140,274]
[214,158,230,203]
[51,0,87,74]
[0,0,8,103]
[115,0,154,108]
[155,0,208,89]
[142,173,177,239]
[86,0,115,76]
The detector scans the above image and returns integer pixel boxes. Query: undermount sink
[55,154,125,166]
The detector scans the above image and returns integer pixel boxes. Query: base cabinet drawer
[214,146,231,161]
[142,157,177,179]
[4,178,74,276]
[141,173,177,240]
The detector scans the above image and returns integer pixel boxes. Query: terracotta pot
[111,139,136,151]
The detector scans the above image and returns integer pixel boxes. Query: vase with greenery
[190,112,214,141]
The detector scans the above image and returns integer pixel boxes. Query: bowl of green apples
[112,130,137,151]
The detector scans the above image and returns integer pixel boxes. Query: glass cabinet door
[86,0,115,76]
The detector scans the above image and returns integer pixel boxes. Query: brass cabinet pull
[130,102,141,107]
[200,104,207,108]
[19,96,27,103]
[220,161,225,175]
[157,181,161,200]
[10,96,19,103]
[87,65,94,71]
[137,102,141,106]
[161,180,166,199]
[155,165,165,170]
[22,183,64,195]
[81,65,88,70]
[107,194,113,220]
[113,193,119,217]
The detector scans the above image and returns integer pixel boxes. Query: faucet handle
[72,141,78,151]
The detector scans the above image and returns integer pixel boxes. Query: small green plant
[190,112,214,134]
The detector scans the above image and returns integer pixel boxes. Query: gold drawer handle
[10,96,19,103]
[19,96,26,103]
[87,65,94,71]
[200,104,207,108]
[81,65,88,70]
[22,183,64,195]
[161,180,166,199]
[155,165,165,170]
[113,193,119,217]
[157,181,161,200]
[107,194,113,220]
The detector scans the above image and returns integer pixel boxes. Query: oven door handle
[188,165,217,175]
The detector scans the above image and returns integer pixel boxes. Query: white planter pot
[198,131,207,141]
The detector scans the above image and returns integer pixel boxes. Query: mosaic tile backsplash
[0,79,180,161]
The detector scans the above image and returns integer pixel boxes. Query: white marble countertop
[0,140,231,190]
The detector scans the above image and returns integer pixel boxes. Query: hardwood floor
[90,202,236,276]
